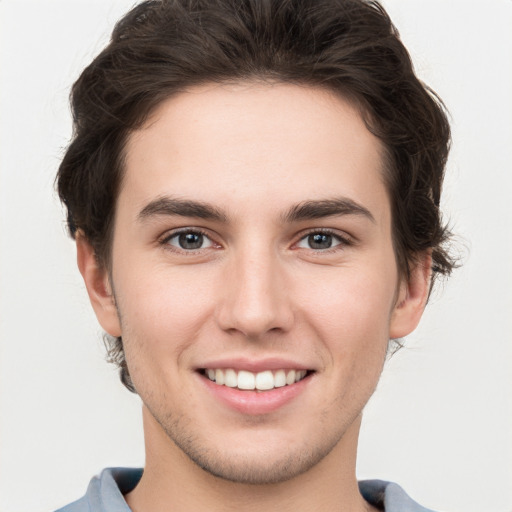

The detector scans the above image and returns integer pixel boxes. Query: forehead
[121,82,389,223]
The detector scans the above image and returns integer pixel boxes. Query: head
[57,0,454,395]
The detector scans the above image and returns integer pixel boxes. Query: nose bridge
[217,240,293,337]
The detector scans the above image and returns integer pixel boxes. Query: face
[81,82,428,484]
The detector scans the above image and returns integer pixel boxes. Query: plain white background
[1,1,511,511]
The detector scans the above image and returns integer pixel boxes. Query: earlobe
[76,234,122,337]
[389,252,432,339]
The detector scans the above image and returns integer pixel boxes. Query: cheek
[114,264,217,361]
[303,271,394,404]
[307,266,397,318]
[298,265,397,354]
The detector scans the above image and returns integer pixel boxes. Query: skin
[78,82,431,512]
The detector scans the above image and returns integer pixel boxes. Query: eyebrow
[137,195,374,224]
[283,198,375,224]
[138,196,227,222]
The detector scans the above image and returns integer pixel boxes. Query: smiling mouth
[200,368,312,391]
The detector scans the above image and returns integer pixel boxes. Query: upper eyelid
[157,226,354,248]
[295,227,353,243]
[159,227,219,247]
[160,226,213,239]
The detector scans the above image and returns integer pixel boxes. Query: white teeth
[224,368,238,388]
[295,370,306,382]
[237,370,255,390]
[205,368,309,391]
[255,370,274,390]
[274,369,286,387]
[215,369,225,385]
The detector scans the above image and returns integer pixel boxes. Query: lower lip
[199,373,311,415]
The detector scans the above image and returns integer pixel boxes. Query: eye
[296,231,345,250]
[164,230,215,250]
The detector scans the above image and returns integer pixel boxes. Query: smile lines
[203,368,309,391]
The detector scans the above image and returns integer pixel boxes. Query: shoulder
[54,495,90,512]
[359,480,438,512]
[54,468,143,512]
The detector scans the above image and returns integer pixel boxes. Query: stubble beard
[145,401,344,485]
[116,311,344,485]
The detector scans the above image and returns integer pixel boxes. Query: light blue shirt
[55,467,437,511]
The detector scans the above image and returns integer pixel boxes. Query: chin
[179,441,335,485]
[154,411,343,485]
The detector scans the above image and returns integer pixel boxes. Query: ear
[389,252,432,339]
[76,234,122,337]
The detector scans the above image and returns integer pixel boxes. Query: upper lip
[196,357,314,373]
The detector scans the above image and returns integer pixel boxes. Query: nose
[215,246,294,339]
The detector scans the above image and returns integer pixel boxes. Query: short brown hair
[57,0,455,392]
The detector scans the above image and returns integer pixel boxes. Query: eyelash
[159,227,352,254]
[159,228,218,253]
[294,229,353,252]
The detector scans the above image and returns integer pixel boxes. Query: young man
[55,0,454,510]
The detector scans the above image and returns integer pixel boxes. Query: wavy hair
[57,0,455,392]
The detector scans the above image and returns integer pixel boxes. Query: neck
[125,407,375,512]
